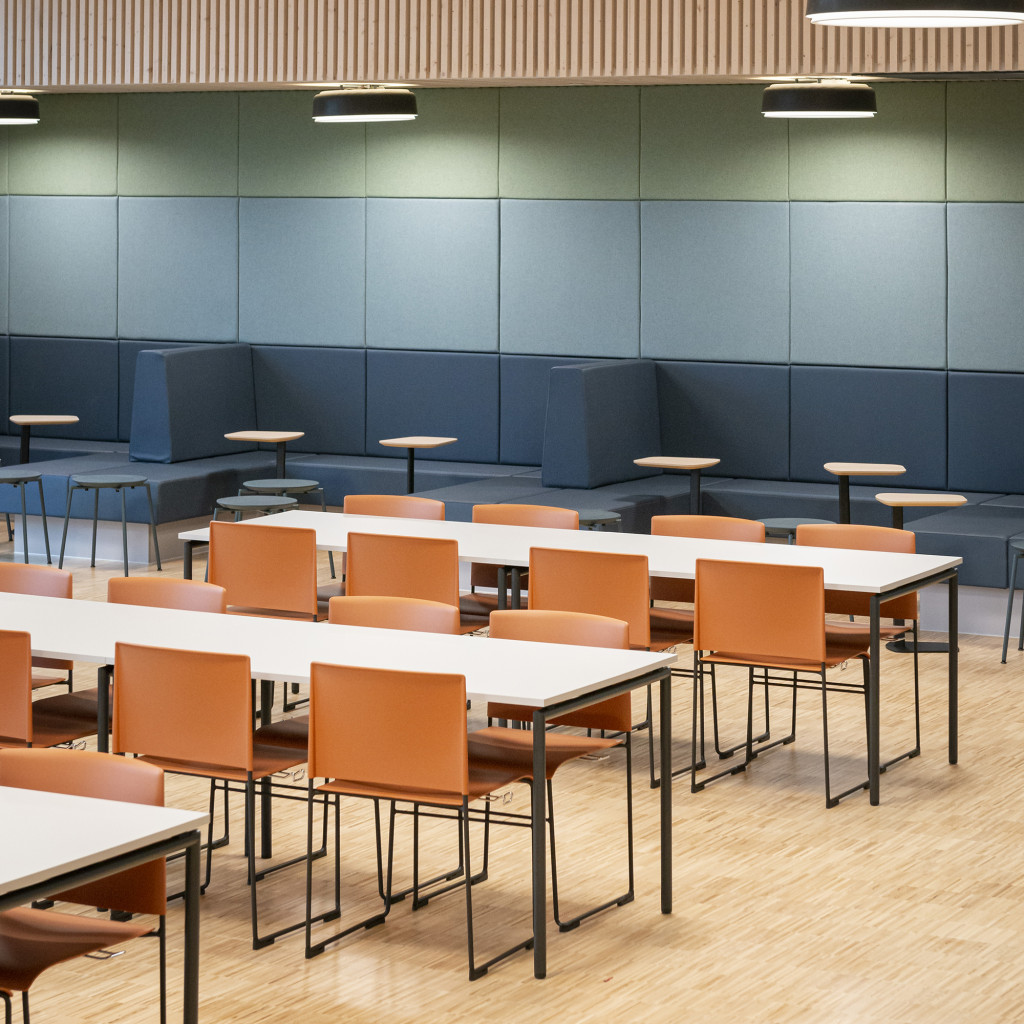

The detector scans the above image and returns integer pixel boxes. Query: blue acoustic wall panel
[948,204,1024,372]
[239,198,365,348]
[8,196,117,339]
[252,345,366,456]
[948,372,1024,493]
[365,199,498,352]
[656,360,790,480]
[117,340,197,442]
[118,197,238,342]
[640,202,790,363]
[499,200,640,357]
[790,203,947,369]
[499,354,601,466]
[0,198,7,335]
[366,350,499,464]
[790,366,947,488]
[0,336,9,433]
[10,337,119,441]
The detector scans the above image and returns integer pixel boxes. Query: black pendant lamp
[312,87,417,123]
[762,81,877,118]
[0,94,40,125]
[806,0,1024,26]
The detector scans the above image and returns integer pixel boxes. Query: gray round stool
[0,467,51,564]
[59,473,161,576]
[578,509,621,531]
[1001,539,1024,663]
[758,517,835,544]
[215,494,297,522]
[240,478,335,578]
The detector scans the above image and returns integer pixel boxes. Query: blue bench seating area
[0,336,1021,588]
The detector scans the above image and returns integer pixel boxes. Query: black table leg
[18,425,30,465]
[531,707,548,978]
[689,469,702,515]
[183,832,202,1024]
[405,449,415,493]
[838,476,851,524]
[949,571,959,765]
[97,664,112,753]
[659,667,672,914]
[275,444,287,479]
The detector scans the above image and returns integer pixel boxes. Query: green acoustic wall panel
[8,196,117,338]
[366,88,499,198]
[8,95,117,196]
[498,86,639,199]
[0,198,7,333]
[239,198,365,347]
[789,84,946,202]
[118,92,239,197]
[640,85,788,200]
[239,91,365,197]
[948,82,1024,202]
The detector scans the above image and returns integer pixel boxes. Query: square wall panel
[498,87,639,199]
[500,200,639,357]
[0,129,7,192]
[640,85,788,200]
[948,204,1024,372]
[239,198,365,348]
[118,198,238,342]
[118,93,238,197]
[366,199,498,352]
[8,196,117,338]
[8,94,118,195]
[948,82,1024,202]
[790,203,947,369]
[367,89,499,198]
[789,84,946,202]
[239,91,365,197]
[640,201,789,363]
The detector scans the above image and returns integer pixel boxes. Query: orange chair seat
[468,726,621,781]
[648,607,695,648]
[31,688,102,725]
[316,762,524,807]
[133,742,303,782]
[254,716,309,751]
[700,643,866,673]
[822,620,908,646]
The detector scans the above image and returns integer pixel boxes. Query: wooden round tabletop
[224,430,305,443]
[875,492,968,508]
[10,414,80,426]
[633,456,720,471]
[824,462,906,477]
[379,436,457,449]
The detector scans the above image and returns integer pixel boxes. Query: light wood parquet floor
[13,546,1024,1024]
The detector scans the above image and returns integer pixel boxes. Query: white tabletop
[180,510,962,596]
[0,785,207,899]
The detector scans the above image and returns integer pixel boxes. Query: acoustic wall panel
[788,84,946,202]
[0,132,7,193]
[948,82,1024,202]
[641,201,789,363]
[8,196,117,338]
[238,92,365,198]
[239,198,365,348]
[500,200,640,357]
[640,86,788,201]
[118,198,238,342]
[948,372,1024,492]
[948,203,1024,372]
[117,93,239,197]
[0,198,7,335]
[7,95,118,196]
[366,89,499,198]
[498,87,640,200]
[366,199,498,352]
[790,203,947,369]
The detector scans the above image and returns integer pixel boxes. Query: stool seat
[0,468,42,483]
[240,478,319,494]
[70,473,150,488]
[216,494,298,521]
[578,509,621,531]
[759,517,835,544]
[0,466,51,564]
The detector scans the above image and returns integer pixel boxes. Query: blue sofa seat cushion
[910,506,1024,588]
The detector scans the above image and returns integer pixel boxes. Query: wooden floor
[14,547,1024,1024]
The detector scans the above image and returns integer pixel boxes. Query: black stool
[759,517,835,545]
[1001,539,1024,664]
[239,478,335,578]
[59,473,162,577]
[0,467,51,564]
[214,494,297,521]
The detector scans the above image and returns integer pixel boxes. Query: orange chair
[460,504,579,624]
[0,631,98,749]
[0,748,168,1024]
[304,663,531,980]
[470,609,634,931]
[0,563,75,693]
[795,522,922,770]
[692,558,871,806]
[107,575,227,613]
[113,642,317,949]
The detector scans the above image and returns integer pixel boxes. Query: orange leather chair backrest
[207,520,318,619]
[328,595,460,633]
[795,523,917,621]
[470,504,578,590]
[527,546,652,649]
[0,747,166,916]
[107,576,227,613]
[345,532,460,608]
[0,564,74,678]
[344,494,445,520]
[488,609,632,732]
[0,630,33,745]
[308,663,468,802]
[113,642,254,774]
[650,515,766,604]
[694,558,826,664]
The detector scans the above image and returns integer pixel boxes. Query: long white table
[180,509,964,805]
[0,784,207,1023]
[6,591,673,980]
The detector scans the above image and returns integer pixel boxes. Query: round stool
[215,494,297,522]
[240,479,335,578]
[578,509,621,531]
[1001,538,1024,663]
[59,474,162,577]
[0,467,51,564]
[759,517,835,545]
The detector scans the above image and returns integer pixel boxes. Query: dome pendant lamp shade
[761,82,877,118]
[0,94,40,125]
[806,0,1024,25]
[312,87,417,123]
